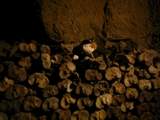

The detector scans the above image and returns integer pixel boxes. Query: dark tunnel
[0,0,47,41]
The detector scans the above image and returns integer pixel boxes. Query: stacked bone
[0,39,160,120]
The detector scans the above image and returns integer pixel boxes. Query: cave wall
[0,0,159,50]
[41,0,106,45]
[40,0,159,49]
[105,0,152,48]
[149,0,160,50]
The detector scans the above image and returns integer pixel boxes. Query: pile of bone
[0,39,160,120]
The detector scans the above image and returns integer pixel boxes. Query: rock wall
[105,0,152,48]
[149,0,160,51]
[40,0,156,48]
[41,0,106,45]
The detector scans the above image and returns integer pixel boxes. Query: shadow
[0,0,47,41]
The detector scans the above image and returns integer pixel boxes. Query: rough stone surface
[41,0,106,45]
[40,0,160,50]
[105,0,152,48]
[149,0,160,51]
